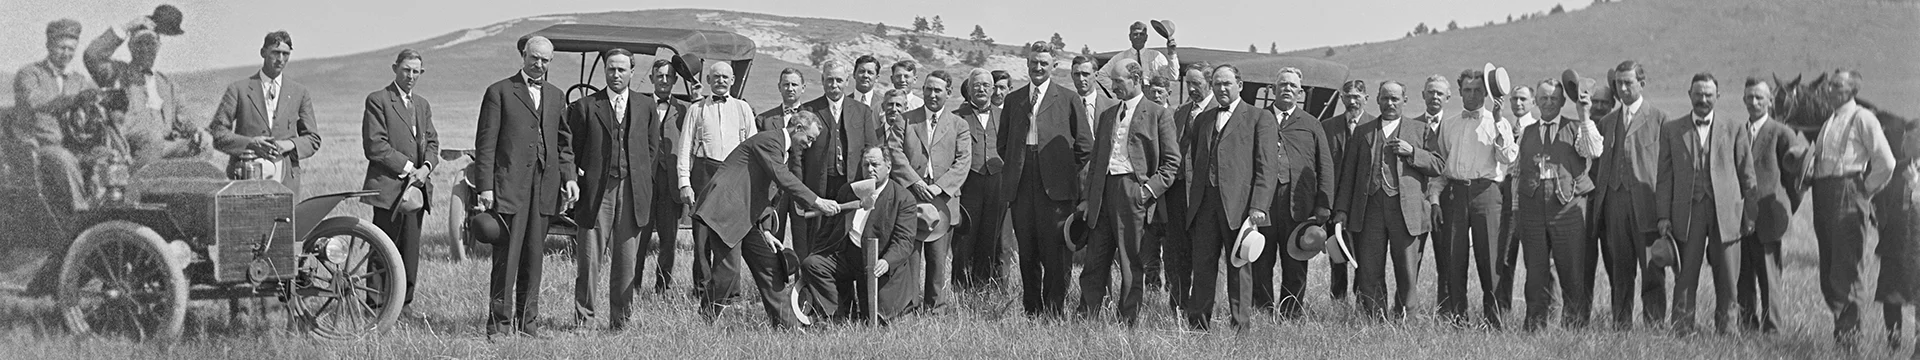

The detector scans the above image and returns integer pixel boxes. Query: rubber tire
[57,220,188,341]
[299,216,406,340]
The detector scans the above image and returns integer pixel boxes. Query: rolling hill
[1284,0,1920,117]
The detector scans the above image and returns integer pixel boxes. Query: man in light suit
[473,36,578,339]
[800,145,925,323]
[359,49,438,316]
[999,41,1093,317]
[954,69,1006,290]
[1075,59,1180,326]
[1655,73,1754,335]
[643,59,689,294]
[208,31,321,193]
[1333,81,1444,320]
[15,19,92,219]
[885,70,972,311]
[1320,79,1370,301]
[1593,60,1672,330]
[1162,62,1214,311]
[565,49,660,331]
[1735,77,1805,333]
[1182,64,1279,332]
[691,112,838,328]
[1258,67,1335,318]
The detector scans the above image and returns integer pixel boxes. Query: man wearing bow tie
[677,60,758,303]
[565,48,661,331]
[954,69,1007,289]
[473,35,577,338]
[210,30,321,193]
[643,58,690,294]
[759,68,808,131]
[1431,69,1519,328]
[1655,73,1753,335]
[1182,64,1279,331]
[1513,79,1604,331]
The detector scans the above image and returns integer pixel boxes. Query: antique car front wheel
[291,216,406,340]
[56,220,189,341]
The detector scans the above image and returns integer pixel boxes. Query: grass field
[0,204,1910,359]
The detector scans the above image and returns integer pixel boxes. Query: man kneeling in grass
[801,142,927,324]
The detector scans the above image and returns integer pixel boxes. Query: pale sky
[2,0,1589,73]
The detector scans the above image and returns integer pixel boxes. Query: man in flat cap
[12,19,92,217]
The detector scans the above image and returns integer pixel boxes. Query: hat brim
[1230,223,1265,267]
[1285,222,1325,262]
[155,26,184,36]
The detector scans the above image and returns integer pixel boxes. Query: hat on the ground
[1286,221,1329,262]
[1230,219,1266,267]
[46,19,81,41]
[150,4,185,36]
[465,212,507,246]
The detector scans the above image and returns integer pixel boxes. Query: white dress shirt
[1025,80,1051,145]
[676,96,758,188]
[1108,95,1142,175]
[260,71,283,127]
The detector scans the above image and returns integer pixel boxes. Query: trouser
[920,195,955,311]
[650,162,683,293]
[956,172,1005,289]
[690,158,745,302]
[572,184,617,323]
[1438,179,1508,326]
[372,206,423,306]
[1598,188,1656,329]
[1162,179,1193,311]
[586,183,650,329]
[700,223,805,328]
[1183,185,1254,331]
[1518,190,1594,331]
[1736,236,1781,332]
[803,249,865,321]
[488,211,551,333]
[1355,191,1424,320]
[1011,152,1072,316]
[1077,175,1148,325]
[1496,179,1519,309]
[1260,209,1310,318]
[1671,200,1741,334]
[1813,176,1873,340]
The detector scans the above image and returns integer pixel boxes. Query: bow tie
[784,107,799,115]
[711,95,729,103]
[526,78,543,87]
[1695,117,1712,126]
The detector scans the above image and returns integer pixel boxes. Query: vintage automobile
[437,24,757,261]
[0,116,406,341]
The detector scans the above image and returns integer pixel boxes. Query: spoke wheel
[292,217,405,340]
[56,220,188,341]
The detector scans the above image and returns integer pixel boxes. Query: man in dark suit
[1655,73,1754,334]
[208,31,321,193]
[358,49,438,316]
[1182,64,1279,331]
[1075,59,1180,326]
[999,42,1093,316]
[886,71,973,311]
[1513,79,1604,331]
[758,68,808,132]
[1320,79,1370,301]
[794,59,879,267]
[473,36,578,339]
[1162,62,1213,311]
[1257,67,1335,318]
[954,69,1005,290]
[1070,55,1119,134]
[643,58,689,294]
[1593,60,1671,329]
[1332,81,1444,320]
[565,49,660,331]
[1735,77,1805,333]
[800,146,924,323]
[692,112,839,328]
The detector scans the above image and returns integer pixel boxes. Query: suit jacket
[693,130,820,247]
[1158,100,1212,224]
[1335,116,1445,236]
[567,89,659,228]
[852,179,924,318]
[757,103,804,134]
[1413,112,1446,207]
[1513,117,1598,205]
[799,95,879,187]
[1083,99,1181,228]
[1184,100,1280,230]
[1594,102,1669,234]
[888,106,973,225]
[1322,111,1368,173]
[208,73,322,191]
[1271,108,1335,222]
[1076,93,1119,133]
[954,103,1003,175]
[359,84,439,210]
[13,60,94,148]
[644,94,689,169]
[1749,118,1807,243]
[1656,114,1755,243]
[998,81,1094,201]
[473,73,576,215]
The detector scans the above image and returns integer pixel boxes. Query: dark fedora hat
[1060,211,1089,252]
[1286,221,1329,262]
[150,4,185,36]
[1647,232,1682,269]
[466,212,507,246]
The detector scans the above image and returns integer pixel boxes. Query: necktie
[266,79,280,127]
[614,95,626,124]
[1377,122,1399,196]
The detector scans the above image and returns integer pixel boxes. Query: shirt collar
[392,82,411,99]
[1191,95,1212,110]
[1625,97,1645,116]
[1122,94,1143,112]
[1696,111,1715,126]
[259,70,282,85]
[827,96,843,108]
[521,71,544,86]
[1750,114,1771,132]
[1516,113,1539,125]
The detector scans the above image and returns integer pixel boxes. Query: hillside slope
[1285,0,1920,116]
